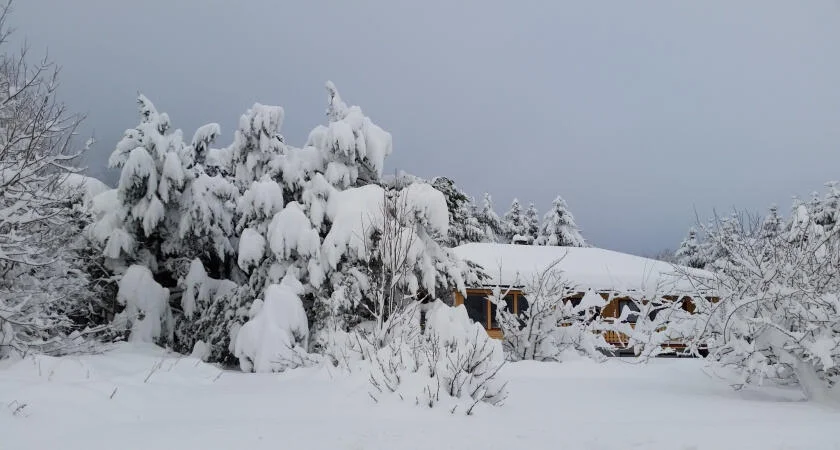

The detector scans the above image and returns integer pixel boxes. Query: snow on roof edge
[453,243,716,296]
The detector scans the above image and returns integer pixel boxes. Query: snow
[578,288,607,309]
[192,123,221,150]
[59,173,110,207]
[1,343,837,450]
[322,184,385,268]
[425,302,496,353]
[115,265,171,343]
[233,284,309,373]
[267,201,320,259]
[454,243,714,294]
[160,151,185,200]
[118,147,157,200]
[398,182,449,236]
[237,227,266,270]
[236,177,285,224]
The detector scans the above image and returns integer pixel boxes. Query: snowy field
[1,344,836,450]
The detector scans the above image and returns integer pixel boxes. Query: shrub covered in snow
[173,259,244,363]
[688,187,840,401]
[233,283,311,373]
[0,10,109,358]
[359,301,507,415]
[492,261,610,362]
[113,265,172,344]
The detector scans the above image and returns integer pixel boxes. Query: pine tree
[94,96,242,347]
[535,195,586,247]
[814,181,840,233]
[475,193,504,243]
[222,82,470,357]
[502,198,527,244]
[759,205,782,241]
[674,227,705,269]
[523,203,540,244]
[431,176,486,246]
[101,95,192,284]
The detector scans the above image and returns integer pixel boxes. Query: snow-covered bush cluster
[679,184,840,401]
[345,301,507,415]
[76,78,490,381]
[490,261,611,362]
[0,4,116,358]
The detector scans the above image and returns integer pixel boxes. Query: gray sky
[13,0,840,255]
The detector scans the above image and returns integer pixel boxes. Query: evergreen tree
[523,203,540,244]
[224,82,470,356]
[94,96,241,348]
[759,205,782,241]
[814,181,840,232]
[475,193,504,243]
[502,198,527,244]
[535,195,586,247]
[100,95,193,285]
[674,227,705,269]
[431,176,486,246]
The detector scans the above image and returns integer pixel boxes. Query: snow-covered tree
[502,198,527,244]
[98,96,236,283]
[523,202,539,244]
[179,126,239,278]
[759,205,783,241]
[214,83,472,358]
[535,195,586,247]
[813,182,840,233]
[431,176,485,246]
[92,96,241,348]
[674,227,706,269]
[691,185,840,401]
[475,193,504,243]
[0,5,102,358]
[174,258,243,363]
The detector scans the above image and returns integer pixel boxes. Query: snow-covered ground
[1,344,836,450]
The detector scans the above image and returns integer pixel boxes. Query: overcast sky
[13,0,840,255]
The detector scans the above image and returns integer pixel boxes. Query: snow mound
[238,227,266,271]
[267,202,320,259]
[115,265,172,343]
[322,184,385,268]
[233,284,310,373]
[60,173,111,208]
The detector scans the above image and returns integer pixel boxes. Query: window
[503,294,515,312]
[461,291,527,330]
[491,294,515,328]
[647,303,665,321]
[517,295,529,315]
[464,294,488,328]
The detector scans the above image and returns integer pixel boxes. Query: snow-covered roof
[453,243,714,295]
[60,174,111,207]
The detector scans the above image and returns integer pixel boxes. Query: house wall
[454,288,709,348]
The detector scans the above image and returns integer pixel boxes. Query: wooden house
[450,243,715,348]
